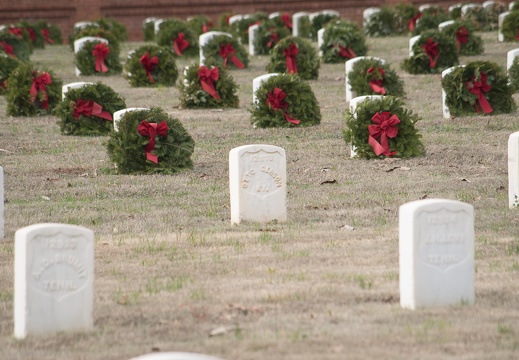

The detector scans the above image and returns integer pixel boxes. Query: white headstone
[268,12,281,20]
[499,11,510,42]
[399,199,475,310]
[438,20,455,31]
[199,31,232,65]
[229,144,287,225]
[14,223,94,339]
[248,24,259,56]
[62,82,94,100]
[252,73,279,106]
[0,166,3,239]
[442,65,464,119]
[345,56,386,103]
[510,2,517,11]
[317,28,325,56]
[448,3,462,13]
[482,1,496,9]
[507,48,519,72]
[509,132,519,208]
[143,17,158,26]
[129,352,225,360]
[321,9,340,17]
[309,11,320,22]
[348,95,384,157]
[154,19,164,35]
[461,3,481,15]
[363,7,381,28]
[409,35,421,57]
[418,4,432,11]
[73,37,109,77]
[292,12,309,36]
[113,108,150,132]
[74,21,94,31]
[0,25,6,32]
[228,15,244,25]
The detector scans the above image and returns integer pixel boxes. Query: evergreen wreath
[481,2,506,31]
[17,21,45,49]
[508,56,519,92]
[106,107,195,175]
[296,15,311,39]
[0,31,31,62]
[401,30,458,74]
[156,19,199,58]
[450,5,462,20]
[343,96,425,159]
[442,20,484,56]
[253,19,291,55]
[143,20,155,41]
[201,35,249,69]
[179,61,239,108]
[124,45,178,87]
[36,20,63,45]
[6,63,62,116]
[320,20,367,64]
[442,61,516,116]
[348,58,405,98]
[310,13,339,41]
[69,27,120,53]
[461,6,491,31]
[94,18,128,42]
[266,36,319,80]
[54,82,126,136]
[394,3,421,33]
[5,25,33,52]
[75,40,123,76]
[501,10,519,42]
[364,6,399,37]
[218,12,232,32]
[0,55,22,95]
[412,9,450,35]
[250,73,321,128]
[229,12,268,44]
[187,16,214,36]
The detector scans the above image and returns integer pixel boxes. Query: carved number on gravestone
[240,150,283,200]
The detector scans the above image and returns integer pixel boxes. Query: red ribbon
[283,43,299,74]
[267,32,279,49]
[368,112,400,156]
[30,72,52,109]
[465,72,493,114]
[421,38,439,69]
[137,120,169,164]
[219,43,245,68]
[41,28,55,44]
[202,21,213,33]
[367,67,386,95]
[27,27,37,42]
[8,27,23,38]
[338,45,356,59]
[92,43,109,73]
[173,32,189,56]
[73,99,113,121]
[0,41,15,57]
[0,80,6,90]
[198,66,221,100]
[455,27,468,51]
[140,52,159,83]
[281,13,293,29]
[266,87,300,125]
[515,28,519,41]
[408,13,422,31]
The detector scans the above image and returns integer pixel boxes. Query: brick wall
[0,0,460,42]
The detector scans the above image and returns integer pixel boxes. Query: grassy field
[0,32,518,359]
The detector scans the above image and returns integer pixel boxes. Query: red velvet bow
[421,38,439,69]
[266,87,300,125]
[455,27,468,50]
[41,28,55,44]
[368,112,400,156]
[198,66,221,100]
[338,45,356,59]
[219,43,245,68]
[283,43,299,74]
[30,72,52,109]
[8,27,23,38]
[137,120,169,164]
[140,52,159,83]
[202,21,213,33]
[408,13,422,31]
[73,99,113,121]
[281,13,293,29]
[0,80,6,90]
[27,27,37,42]
[465,72,493,114]
[92,43,109,73]
[367,67,386,95]
[0,41,15,57]
[173,32,189,56]
[267,32,279,49]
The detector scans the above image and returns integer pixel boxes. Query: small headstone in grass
[348,95,384,157]
[74,21,94,31]
[507,48,519,72]
[14,223,94,338]
[409,35,421,57]
[498,11,510,42]
[229,144,287,225]
[317,28,325,56]
[419,4,432,11]
[61,81,94,100]
[345,56,386,102]
[73,36,109,77]
[113,108,150,132]
[154,19,164,35]
[441,65,464,119]
[438,20,455,31]
[508,132,519,208]
[129,352,226,360]
[399,199,475,310]
[363,8,381,28]
[0,166,3,239]
[461,3,481,16]
[268,12,281,20]
[292,12,309,36]
[252,73,279,106]
[228,15,244,25]
[248,24,259,56]
[199,31,232,65]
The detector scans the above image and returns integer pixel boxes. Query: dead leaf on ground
[420,193,429,199]
[385,166,400,172]
[321,167,331,172]
[258,228,277,232]
[320,179,337,185]
[209,326,236,337]
[496,185,506,191]
[461,178,470,182]
[199,173,209,179]
[41,196,50,201]
[339,225,355,231]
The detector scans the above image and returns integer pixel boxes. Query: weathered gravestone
[509,132,519,208]
[482,1,496,9]
[363,7,381,28]
[199,31,232,65]
[292,12,309,36]
[74,36,109,77]
[409,35,421,57]
[154,19,164,36]
[399,199,475,310]
[14,223,94,338]
[449,3,462,13]
[441,65,465,119]
[248,24,259,56]
[113,107,150,132]
[0,166,3,239]
[461,3,481,16]
[228,15,244,25]
[74,21,94,31]
[419,4,432,11]
[252,73,279,106]
[438,20,455,31]
[510,2,516,10]
[129,352,225,360]
[498,11,510,42]
[62,81,94,100]
[348,95,384,157]
[345,56,386,102]
[268,12,281,20]
[507,48,519,72]
[317,28,325,56]
[229,144,287,224]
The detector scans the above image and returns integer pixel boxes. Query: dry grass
[1,32,519,360]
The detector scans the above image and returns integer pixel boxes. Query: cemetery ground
[1,32,519,359]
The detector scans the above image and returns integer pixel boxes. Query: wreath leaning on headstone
[69,27,120,53]
[442,20,484,56]
[0,31,31,62]
[411,8,450,36]
[343,96,425,159]
[201,35,249,69]
[310,13,339,41]
[6,62,62,116]
[187,16,214,36]
[179,61,239,108]
[143,20,156,42]
[124,45,178,87]
[320,20,367,64]
[0,54,22,95]
[253,19,291,55]
[75,40,123,76]
[266,36,319,80]
[156,20,199,58]
[348,58,405,98]
[94,18,128,42]
[364,6,399,37]
[36,20,63,45]
[442,61,516,117]
[53,82,126,136]
[106,107,195,175]
[394,3,421,33]
[250,73,321,128]
[17,21,45,49]
[501,10,519,42]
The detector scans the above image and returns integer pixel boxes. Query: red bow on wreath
[421,38,439,69]
[30,72,52,109]
[283,43,299,74]
[219,43,245,68]
[140,52,159,83]
[202,22,213,33]
[455,27,469,51]
[367,67,386,95]
[173,32,189,56]
[8,27,23,38]
[338,45,356,59]
[266,87,300,125]
[281,13,293,30]
[73,99,113,121]
[368,111,400,156]
[27,27,37,42]
[41,28,55,44]
[92,43,109,73]
[267,32,279,49]
[0,41,15,57]
[515,27,519,41]
[198,66,221,100]
[137,120,169,164]
[465,72,493,114]
[408,13,422,32]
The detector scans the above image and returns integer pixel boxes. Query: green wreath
[201,35,249,69]
[229,12,268,44]
[156,19,199,58]
[364,6,399,37]
[412,9,450,35]
[17,21,45,49]
[462,6,491,31]
[394,3,420,33]
[179,62,239,108]
[54,82,126,136]
[320,20,367,64]
[250,73,321,128]
[442,61,516,116]
[508,56,519,92]
[253,19,291,55]
[401,30,458,74]
[450,5,462,20]
[0,31,31,61]
[187,16,213,36]
[310,13,338,41]
[0,55,22,95]
[75,40,123,76]
[502,10,519,41]
[218,12,233,32]
[348,58,405,98]
[106,107,195,174]
[343,96,425,159]
[5,25,33,52]
[481,3,506,31]
[94,18,128,42]
[296,15,311,39]
[124,45,178,87]
[266,36,319,80]
[36,20,63,45]
[143,19,156,41]
[442,20,484,56]
[69,27,120,53]
[6,63,62,116]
